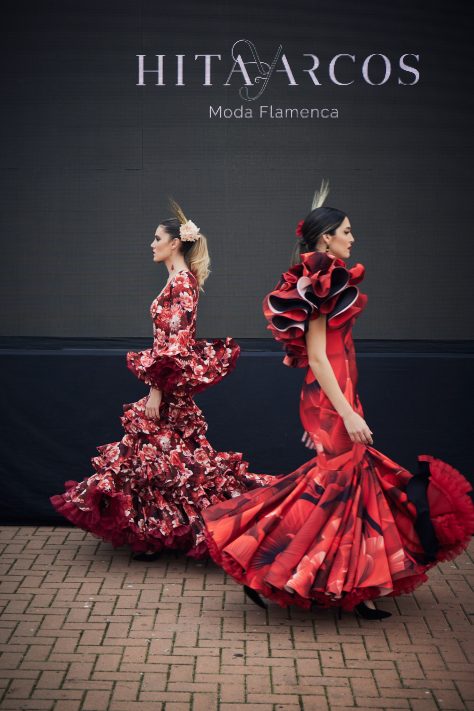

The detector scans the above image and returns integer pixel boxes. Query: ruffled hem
[126,336,239,394]
[263,251,367,368]
[205,527,432,611]
[50,394,273,557]
[50,484,200,555]
[203,450,473,611]
[418,454,474,558]
[50,471,259,559]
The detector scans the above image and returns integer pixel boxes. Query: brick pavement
[0,527,473,711]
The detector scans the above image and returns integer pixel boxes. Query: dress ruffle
[203,450,474,610]
[50,269,273,556]
[126,337,240,395]
[263,251,368,367]
[203,257,473,610]
[419,454,474,558]
[50,396,272,558]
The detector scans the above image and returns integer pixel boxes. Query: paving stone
[0,527,472,710]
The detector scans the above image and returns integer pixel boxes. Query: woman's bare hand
[145,388,162,419]
[342,411,373,445]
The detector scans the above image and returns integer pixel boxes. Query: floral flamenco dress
[203,252,474,610]
[50,269,271,558]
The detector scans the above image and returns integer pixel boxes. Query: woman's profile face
[325,216,354,260]
[151,225,175,263]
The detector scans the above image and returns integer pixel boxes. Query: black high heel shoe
[354,602,392,620]
[243,585,267,609]
[132,551,161,561]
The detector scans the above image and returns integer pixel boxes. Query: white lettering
[302,54,321,85]
[209,105,253,118]
[224,55,254,86]
[362,54,391,85]
[136,55,165,86]
[398,53,420,85]
[176,55,185,86]
[136,44,421,93]
[258,105,338,119]
[276,54,298,85]
[195,54,222,85]
[329,54,355,86]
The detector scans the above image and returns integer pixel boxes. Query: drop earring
[325,242,330,253]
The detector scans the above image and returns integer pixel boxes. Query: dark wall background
[1,0,473,339]
[2,343,473,524]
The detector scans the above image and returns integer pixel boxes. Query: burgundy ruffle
[50,269,273,557]
[263,251,368,368]
[50,395,273,557]
[126,337,240,395]
[420,454,474,558]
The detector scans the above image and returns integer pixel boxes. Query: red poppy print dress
[50,269,272,558]
[203,252,474,610]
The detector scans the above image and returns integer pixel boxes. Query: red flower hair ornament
[295,220,304,238]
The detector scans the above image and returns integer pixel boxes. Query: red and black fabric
[50,270,273,557]
[204,255,474,610]
[263,251,367,368]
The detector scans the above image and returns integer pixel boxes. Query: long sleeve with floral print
[127,270,239,396]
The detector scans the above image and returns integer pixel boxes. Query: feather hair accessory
[168,197,201,242]
[295,179,330,239]
[311,178,330,210]
[168,197,187,225]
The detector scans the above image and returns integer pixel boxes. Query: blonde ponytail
[167,197,211,288]
[185,233,210,289]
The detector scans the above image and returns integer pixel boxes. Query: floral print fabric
[126,270,239,395]
[50,270,272,556]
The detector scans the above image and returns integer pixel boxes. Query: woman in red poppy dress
[50,203,271,559]
[203,183,474,617]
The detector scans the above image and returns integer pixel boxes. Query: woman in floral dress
[50,202,271,559]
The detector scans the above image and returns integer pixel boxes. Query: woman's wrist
[340,408,354,420]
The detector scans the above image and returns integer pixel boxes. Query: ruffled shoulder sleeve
[262,251,368,368]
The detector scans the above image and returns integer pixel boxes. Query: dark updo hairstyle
[291,180,346,264]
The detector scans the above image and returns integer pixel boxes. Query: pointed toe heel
[354,602,392,620]
[243,585,267,609]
